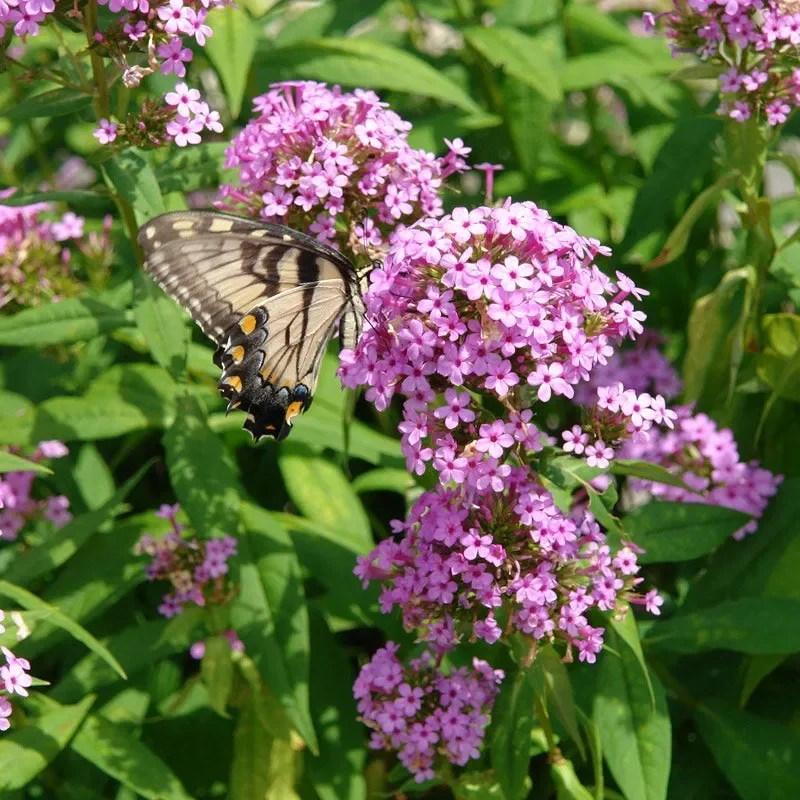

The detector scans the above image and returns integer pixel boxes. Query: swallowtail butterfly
[138,211,365,441]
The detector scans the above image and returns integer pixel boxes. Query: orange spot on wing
[285,400,305,424]
[230,345,245,363]
[239,315,257,335]
[227,375,243,392]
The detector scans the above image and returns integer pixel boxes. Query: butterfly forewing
[137,211,363,441]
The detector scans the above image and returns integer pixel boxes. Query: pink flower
[166,115,204,147]
[165,82,202,117]
[527,362,573,402]
[644,590,664,616]
[157,0,193,36]
[158,37,193,77]
[475,421,514,460]
[434,389,475,430]
[93,119,117,145]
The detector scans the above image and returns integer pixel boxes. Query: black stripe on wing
[137,211,357,344]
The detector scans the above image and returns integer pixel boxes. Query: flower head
[355,644,503,782]
[216,81,470,255]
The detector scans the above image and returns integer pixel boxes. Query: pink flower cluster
[577,331,782,538]
[354,643,503,783]
[0,628,33,733]
[356,474,660,659]
[339,201,658,475]
[134,503,238,617]
[216,81,470,254]
[574,331,683,405]
[0,190,102,310]
[1,0,225,60]
[93,81,222,149]
[621,406,783,538]
[343,201,666,660]
[0,441,71,540]
[646,1,800,125]
[565,382,678,471]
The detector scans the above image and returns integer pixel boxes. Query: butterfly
[137,210,365,441]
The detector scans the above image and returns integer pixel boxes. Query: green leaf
[266,508,390,634]
[611,459,691,490]
[0,695,94,791]
[594,629,671,800]
[52,617,198,703]
[163,390,241,538]
[102,148,165,227]
[647,597,800,654]
[610,612,655,709]
[24,515,152,658]
[503,76,554,182]
[351,468,414,496]
[463,26,562,103]
[529,646,584,759]
[70,706,194,800]
[154,141,231,194]
[234,651,293,738]
[34,364,177,441]
[1,189,111,213]
[550,755,595,800]
[647,173,736,268]
[741,531,800,703]
[754,316,800,441]
[490,666,535,800]
[0,297,132,347]
[619,113,722,257]
[202,634,235,718]
[0,451,51,475]
[763,314,800,357]
[73,443,116,510]
[0,610,50,649]
[305,612,366,800]
[683,267,754,407]
[229,701,275,800]
[278,442,372,552]
[564,2,661,59]
[257,38,480,114]
[756,349,800,403]
[0,391,35,446]
[205,7,258,118]
[682,478,799,611]
[4,87,93,121]
[0,580,127,680]
[623,502,751,563]
[4,459,151,587]
[134,271,189,379]
[562,47,675,92]
[231,509,317,753]
[695,700,800,800]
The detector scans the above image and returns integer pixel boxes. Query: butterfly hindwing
[138,211,364,440]
[216,282,363,440]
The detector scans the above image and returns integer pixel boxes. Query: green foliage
[3,1,800,798]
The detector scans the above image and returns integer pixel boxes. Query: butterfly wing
[137,211,363,440]
[217,281,364,440]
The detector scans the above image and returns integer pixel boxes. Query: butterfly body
[138,211,364,441]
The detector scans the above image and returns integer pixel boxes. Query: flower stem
[84,0,110,119]
[534,692,557,751]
